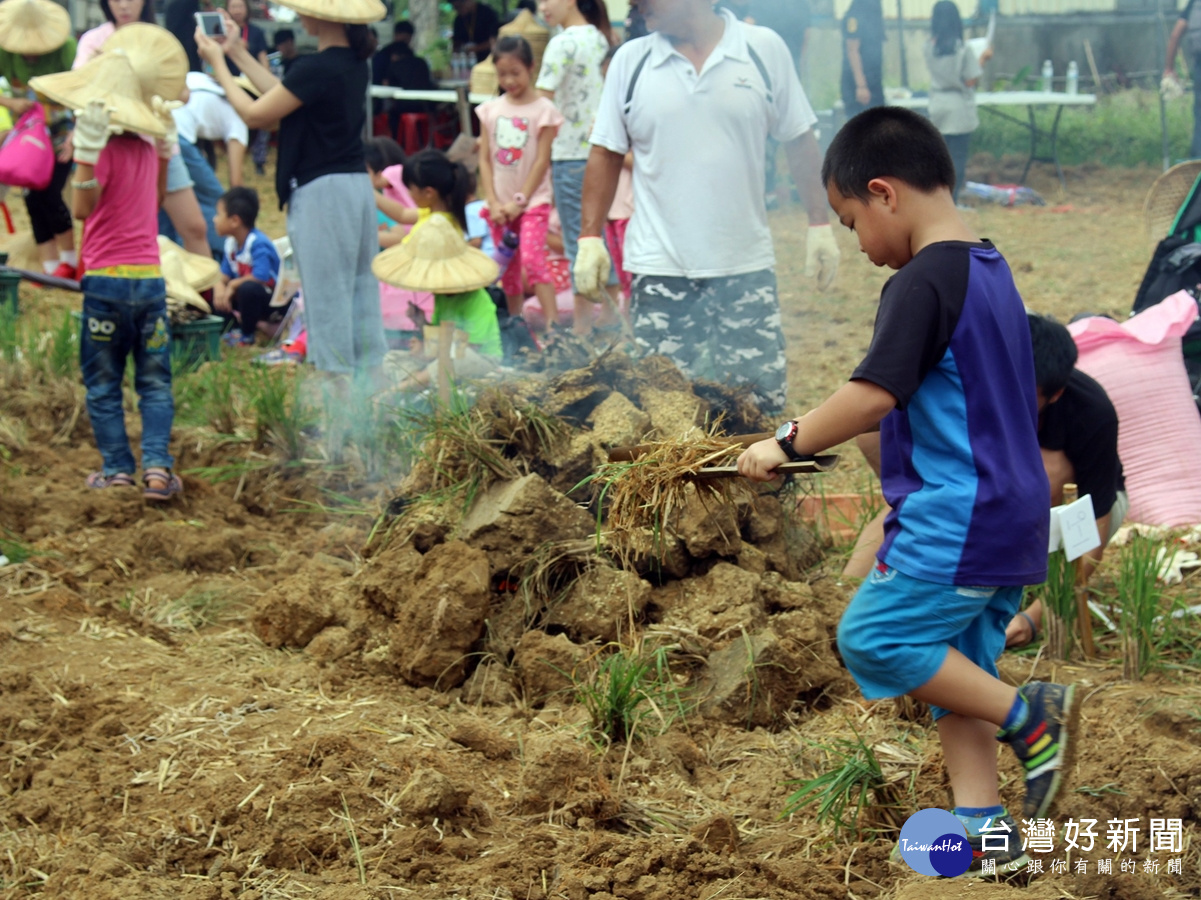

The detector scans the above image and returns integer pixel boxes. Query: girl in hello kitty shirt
[476,35,563,337]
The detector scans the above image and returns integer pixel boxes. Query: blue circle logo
[897,809,972,877]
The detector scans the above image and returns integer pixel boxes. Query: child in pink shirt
[606,162,634,303]
[476,35,563,336]
[365,138,436,339]
[71,94,180,500]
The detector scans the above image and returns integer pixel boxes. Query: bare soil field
[2,159,1200,900]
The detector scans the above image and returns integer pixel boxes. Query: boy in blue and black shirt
[213,186,281,345]
[739,107,1079,877]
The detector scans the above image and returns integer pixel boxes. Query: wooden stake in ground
[1063,482,1096,659]
[437,320,453,406]
[1083,40,1103,95]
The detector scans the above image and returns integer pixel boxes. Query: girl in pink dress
[476,35,563,336]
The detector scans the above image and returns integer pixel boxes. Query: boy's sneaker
[1000,682,1079,819]
[965,814,1030,877]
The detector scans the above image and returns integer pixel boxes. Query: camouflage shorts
[629,269,786,414]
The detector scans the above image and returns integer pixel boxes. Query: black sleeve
[283,54,326,105]
[248,25,270,60]
[453,15,468,48]
[1182,0,1194,23]
[1054,373,1122,517]
[851,250,964,407]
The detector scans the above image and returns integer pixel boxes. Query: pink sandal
[86,472,135,489]
[142,470,183,502]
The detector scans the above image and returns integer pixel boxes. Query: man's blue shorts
[836,563,1024,720]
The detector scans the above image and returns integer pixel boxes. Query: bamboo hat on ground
[29,51,165,137]
[273,0,386,25]
[0,0,71,56]
[102,23,188,103]
[157,236,222,292]
[161,252,212,318]
[373,214,498,293]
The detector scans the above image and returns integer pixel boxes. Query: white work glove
[1161,74,1185,102]
[72,99,117,166]
[805,223,841,291]
[574,235,612,299]
[152,95,182,159]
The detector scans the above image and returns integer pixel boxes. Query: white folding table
[890,92,1098,190]
[368,85,495,137]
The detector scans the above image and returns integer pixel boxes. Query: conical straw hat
[102,23,188,102]
[158,236,221,291]
[274,0,386,25]
[373,214,498,293]
[29,51,165,137]
[161,251,211,316]
[0,0,71,56]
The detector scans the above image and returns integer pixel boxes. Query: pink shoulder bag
[0,103,55,191]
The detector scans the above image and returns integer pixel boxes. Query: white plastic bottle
[1066,60,1079,95]
[1041,59,1053,92]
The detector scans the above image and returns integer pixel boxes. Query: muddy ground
[3,159,1201,900]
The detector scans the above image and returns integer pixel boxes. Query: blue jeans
[80,276,174,475]
[158,138,224,254]
[551,158,616,292]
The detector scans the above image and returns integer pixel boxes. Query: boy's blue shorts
[836,564,1024,720]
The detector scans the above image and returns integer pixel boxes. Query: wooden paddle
[692,456,840,479]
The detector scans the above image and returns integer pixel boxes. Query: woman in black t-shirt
[196,0,390,387]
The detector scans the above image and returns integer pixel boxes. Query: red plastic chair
[399,113,431,154]
[372,112,393,138]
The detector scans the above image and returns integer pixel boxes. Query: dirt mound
[224,353,843,728]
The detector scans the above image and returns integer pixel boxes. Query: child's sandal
[86,472,135,489]
[142,470,183,502]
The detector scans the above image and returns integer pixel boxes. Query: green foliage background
[972,90,1192,168]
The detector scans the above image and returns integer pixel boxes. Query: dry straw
[581,433,751,565]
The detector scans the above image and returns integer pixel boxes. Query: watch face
[775,421,794,442]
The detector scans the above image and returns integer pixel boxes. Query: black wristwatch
[775,420,803,461]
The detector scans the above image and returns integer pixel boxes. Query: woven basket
[1144,161,1201,242]
[469,56,498,96]
[498,9,550,75]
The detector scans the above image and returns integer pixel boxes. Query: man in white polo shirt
[575,0,839,414]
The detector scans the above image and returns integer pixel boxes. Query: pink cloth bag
[0,104,54,191]
[1069,292,1201,526]
[377,164,434,332]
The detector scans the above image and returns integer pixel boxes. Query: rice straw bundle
[584,434,751,564]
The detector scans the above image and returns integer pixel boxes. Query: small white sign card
[1047,493,1102,561]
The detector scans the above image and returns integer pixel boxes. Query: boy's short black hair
[394,20,415,37]
[1027,312,1078,397]
[822,107,956,201]
[220,186,260,230]
[274,28,295,46]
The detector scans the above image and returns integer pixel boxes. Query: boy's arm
[738,379,897,482]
